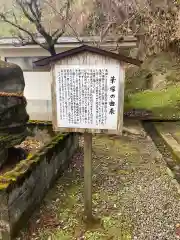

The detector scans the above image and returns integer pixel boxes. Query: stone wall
[0,133,78,239]
[142,121,180,183]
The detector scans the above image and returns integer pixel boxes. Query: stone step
[155,124,180,163]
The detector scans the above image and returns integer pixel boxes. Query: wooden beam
[84,132,92,220]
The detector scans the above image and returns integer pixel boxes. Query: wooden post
[84,132,92,220]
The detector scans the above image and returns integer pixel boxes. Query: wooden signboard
[34,45,142,220]
[51,52,125,135]
[52,64,124,134]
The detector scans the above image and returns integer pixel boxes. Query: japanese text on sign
[55,65,120,130]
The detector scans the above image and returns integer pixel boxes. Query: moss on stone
[0,133,67,190]
[0,183,9,190]
[28,120,52,125]
[0,132,27,148]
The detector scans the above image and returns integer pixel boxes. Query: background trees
[0,0,93,56]
[0,0,180,59]
[89,0,180,60]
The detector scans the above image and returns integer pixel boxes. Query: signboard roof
[33,44,142,67]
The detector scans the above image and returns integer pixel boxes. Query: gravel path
[19,124,180,240]
[115,136,180,240]
[92,132,180,240]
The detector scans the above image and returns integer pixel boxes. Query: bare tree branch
[100,22,114,42]
[0,0,93,55]
[0,0,77,55]
[45,0,83,43]
[0,12,48,50]
[16,0,36,23]
[50,0,72,43]
[95,0,180,59]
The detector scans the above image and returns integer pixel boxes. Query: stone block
[0,133,78,239]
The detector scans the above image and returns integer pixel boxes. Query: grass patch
[124,86,180,119]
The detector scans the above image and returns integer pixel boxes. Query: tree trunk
[49,46,56,56]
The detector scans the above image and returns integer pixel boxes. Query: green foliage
[125,67,152,95]
[125,51,180,120]
[39,230,71,240]
[125,86,180,119]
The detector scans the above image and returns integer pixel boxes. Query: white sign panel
[55,65,121,130]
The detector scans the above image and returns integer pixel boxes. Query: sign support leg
[84,132,92,220]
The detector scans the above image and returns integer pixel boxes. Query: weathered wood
[51,51,124,135]
[84,132,92,220]
[49,46,130,222]
[117,62,125,133]
[34,45,142,67]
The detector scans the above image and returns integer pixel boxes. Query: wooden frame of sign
[34,45,142,220]
[51,53,125,135]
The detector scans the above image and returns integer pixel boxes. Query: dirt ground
[17,123,180,240]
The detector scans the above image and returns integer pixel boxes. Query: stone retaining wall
[142,121,180,183]
[0,133,78,239]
